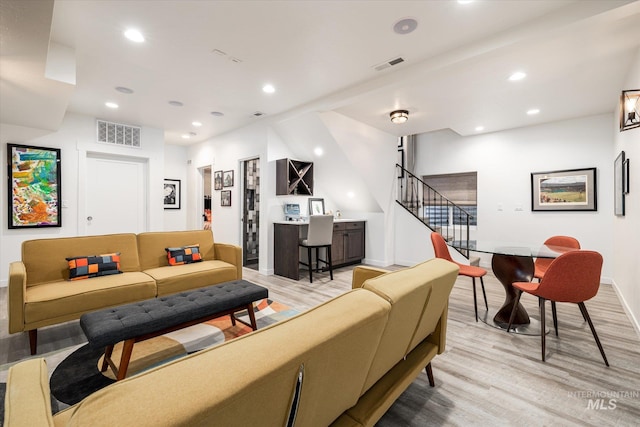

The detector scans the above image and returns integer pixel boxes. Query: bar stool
[299,215,334,283]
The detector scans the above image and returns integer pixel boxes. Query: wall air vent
[97,120,141,148]
[373,57,405,72]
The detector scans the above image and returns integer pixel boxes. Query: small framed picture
[164,179,181,209]
[221,190,232,207]
[308,198,325,215]
[214,170,223,190]
[223,170,234,187]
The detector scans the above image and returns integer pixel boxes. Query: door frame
[239,156,261,267]
[197,165,213,230]
[78,151,149,235]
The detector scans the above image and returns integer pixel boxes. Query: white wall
[0,112,165,286]
[184,111,398,274]
[395,114,615,281]
[163,144,189,231]
[320,112,397,266]
[613,46,640,334]
[271,111,397,267]
[186,122,269,272]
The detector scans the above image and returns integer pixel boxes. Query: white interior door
[85,154,147,235]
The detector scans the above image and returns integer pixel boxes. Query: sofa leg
[425,363,435,387]
[29,329,37,355]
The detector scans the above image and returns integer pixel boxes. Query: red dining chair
[534,236,580,281]
[507,250,608,366]
[431,232,487,322]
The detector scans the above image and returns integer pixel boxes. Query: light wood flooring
[1,265,640,425]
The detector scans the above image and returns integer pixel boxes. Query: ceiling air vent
[252,111,265,117]
[373,56,405,72]
[96,120,141,148]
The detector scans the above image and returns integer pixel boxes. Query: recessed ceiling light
[475,126,485,132]
[527,108,540,115]
[263,84,275,94]
[181,134,191,139]
[105,102,119,109]
[314,147,323,156]
[393,18,418,35]
[509,71,527,81]
[192,121,202,127]
[124,29,145,43]
[210,111,224,117]
[168,100,184,107]
[115,86,134,94]
[458,0,474,4]
[347,191,355,199]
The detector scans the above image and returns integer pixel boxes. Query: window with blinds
[422,172,477,226]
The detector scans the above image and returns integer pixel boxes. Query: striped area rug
[49,299,297,406]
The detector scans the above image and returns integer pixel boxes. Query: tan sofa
[7,230,242,354]
[3,258,459,427]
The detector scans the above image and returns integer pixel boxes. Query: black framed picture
[308,198,325,215]
[531,167,597,212]
[624,158,630,195]
[397,149,405,178]
[221,190,231,206]
[223,170,234,187]
[614,152,625,216]
[164,179,181,209]
[7,143,62,228]
[214,170,223,190]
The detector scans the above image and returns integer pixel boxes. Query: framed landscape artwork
[531,167,597,212]
[7,143,62,228]
[164,179,181,209]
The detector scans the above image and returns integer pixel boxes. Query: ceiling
[1,0,639,145]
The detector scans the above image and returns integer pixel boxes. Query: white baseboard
[611,279,640,339]
[361,258,389,268]
[392,258,416,267]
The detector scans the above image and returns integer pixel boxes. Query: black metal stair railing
[396,164,472,258]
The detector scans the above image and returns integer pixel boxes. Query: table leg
[490,253,534,325]
[116,339,136,381]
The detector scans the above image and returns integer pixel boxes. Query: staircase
[396,164,472,259]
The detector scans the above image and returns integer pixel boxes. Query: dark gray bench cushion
[80,280,268,349]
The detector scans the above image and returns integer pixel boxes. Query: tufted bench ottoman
[80,280,268,380]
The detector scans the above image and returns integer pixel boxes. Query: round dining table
[450,240,579,335]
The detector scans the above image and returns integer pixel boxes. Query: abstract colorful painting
[8,144,62,228]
